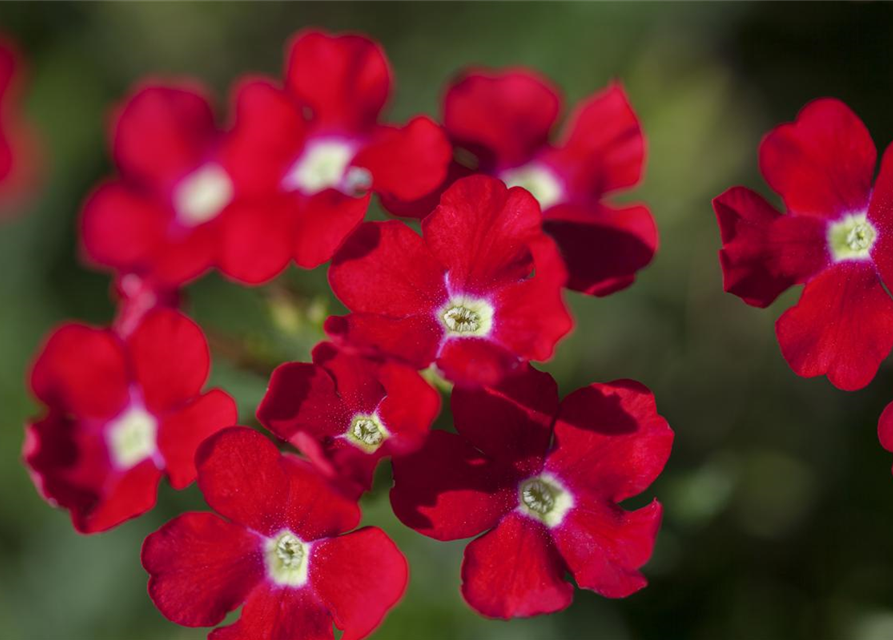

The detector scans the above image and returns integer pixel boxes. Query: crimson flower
[0,36,40,212]
[142,427,407,640]
[219,29,452,282]
[326,174,572,387]
[714,98,893,391]
[399,69,655,297]
[24,309,236,533]
[257,342,441,496]
[390,366,673,618]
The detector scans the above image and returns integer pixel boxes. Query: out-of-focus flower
[0,37,41,215]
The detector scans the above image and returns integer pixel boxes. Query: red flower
[142,427,407,640]
[257,342,441,495]
[220,29,452,281]
[0,36,41,214]
[326,174,572,387]
[24,309,236,533]
[714,98,893,391]
[111,273,182,338]
[399,69,655,297]
[390,366,673,618]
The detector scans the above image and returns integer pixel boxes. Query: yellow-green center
[438,296,494,337]
[346,414,389,453]
[265,531,309,587]
[517,474,574,527]
[827,213,877,261]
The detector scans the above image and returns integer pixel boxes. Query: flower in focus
[714,98,893,390]
[0,36,41,214]
[390,366,673,618]
[257,341,441,496]
[24,309,236,533]
[142,427,407,640]
[326,174,572,387]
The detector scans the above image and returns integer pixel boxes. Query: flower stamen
[517,473,574,527]
[265,530,309,587]
[346,414,389,453]
[438,296,494,337]
[827,212,877,261]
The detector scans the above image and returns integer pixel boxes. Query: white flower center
[107,406,158,469]
[173,163,234,226]
[827,212,877,262]
[346,414,389,453]
[265,530,310,587]
[438,296,494,337]
[517,473,574,527]
[501,163,563,210]
[283,139,370,195]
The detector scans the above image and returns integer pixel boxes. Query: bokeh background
[3,2,893,639]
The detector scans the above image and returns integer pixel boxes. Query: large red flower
[398,69,655,297]
[326,174,572,387]
[142,427,407,640]
[390,366,673,618]
[714,98,893,391]
[257,342,441,496]
[0,36,40,213]
[24,309,236,533]
[219,29,452,282]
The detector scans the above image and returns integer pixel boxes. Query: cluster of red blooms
[24,29,674,638]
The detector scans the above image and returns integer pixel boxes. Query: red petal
[294,190,370,269]
[713,186,829,307]
[776,261,893,391]
[312,342,387,411]
[218,196,294,284]
[378,159,473,220]
[422,176,541,294]
[867,142,893,288]
[354,117,451,202]
[113,83,218,191]
[547,380,673,503]
[878,401,893,457]
[390,430,516,541]
[30,323,128,420]
[759,98,876,218]
[461,512,573,619]
[436,338,523,387]
[311,527,408,640]
[150,222,218,287]
[143,512,264,627]
[197,427,360,539]
[127,309,210,413]
[324,313,442,370]
[544,202,658,297]
[554,499,662,598]
[285,30,390,134]
[158,389,238,490]
[210,583,332,640]
[443,69,560,168]
[451,365,556,473]
[375,360,441,455]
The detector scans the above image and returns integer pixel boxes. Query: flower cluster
[24,28,672,638]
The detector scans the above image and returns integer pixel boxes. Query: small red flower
[714,98,893,391]
[0,36,41,213]
[257,342,441,495]
[24,309,236,533]
[326,174,573,387]
[390,366,673,618]
[220,29,452,280]
[142,427,407,640]
[399,69,655,297]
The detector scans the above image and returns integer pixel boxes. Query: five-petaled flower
[24,309,236,533]
[326,174,573,387]
[397,69,656,297]
[714,98,893,391]
[390,366,673,618]
[257,341,441,496]
[142,427,407,640]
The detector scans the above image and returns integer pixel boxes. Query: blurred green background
[3,2,893,639]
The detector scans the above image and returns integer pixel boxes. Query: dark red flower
[398,69,655,297]
[24,309,236,533]
[390,366,673,619]
[142,427,407,640]
[219,29,452,281]
[714,98,893,391]
[0,36,41,214]
[257,342,441,495]
[326,174,572,387]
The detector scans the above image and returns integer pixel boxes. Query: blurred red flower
[0,37,41,215]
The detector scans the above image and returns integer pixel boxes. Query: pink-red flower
[219,29,452,282]
[398,69,656,297]
[257,342,441,496]
[0,36,40,213]
[714,98,893,391]
[142,427,407,640]
[326,174,573,387]
[24,309,236,533]
[390,366,673,618]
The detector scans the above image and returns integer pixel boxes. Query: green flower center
[438,296,494,337]
[346,414,389,453]
[827,213,877,261]
[265,531,309,587]
[517,474,574,527]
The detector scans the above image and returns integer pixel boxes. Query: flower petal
[311,527,408,640]
[143,512,264,627]
[867,142,893,290]
[759,98,876,218]
[461,512,573,619]
[218,196,295,285]
[877,400,893,462]
[294,190,370,269]
[324,313,442,371]
[435,338,524,388]
[776,261,893,391]
[375,359,441,455]
[210,583,333,640]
